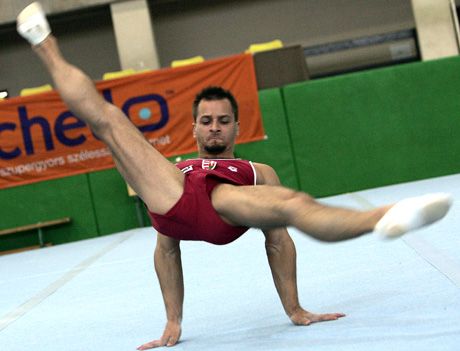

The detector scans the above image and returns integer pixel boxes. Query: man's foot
[17,2,51,45]
[374,193,453,239]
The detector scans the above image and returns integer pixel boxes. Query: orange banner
[0,53,264,189]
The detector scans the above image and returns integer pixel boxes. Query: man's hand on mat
[289,307,346,326]
[137,321,182,349]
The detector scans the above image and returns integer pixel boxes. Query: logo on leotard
[201,160,217,170]
[181,165,193,173]
[228,166,238,172]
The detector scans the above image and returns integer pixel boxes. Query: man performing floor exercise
[17,2,453,349]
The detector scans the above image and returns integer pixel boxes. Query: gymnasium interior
[1,1,459,350]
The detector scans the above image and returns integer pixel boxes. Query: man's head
[192,86,240,157]
[192,86,238,122]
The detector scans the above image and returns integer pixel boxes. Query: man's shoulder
[252,162,274,171]
[252,163,279,185]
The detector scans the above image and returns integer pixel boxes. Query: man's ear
[192,123,196,138]
[236,121,240,136]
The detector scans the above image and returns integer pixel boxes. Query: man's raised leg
[17,3,184,214]
[211,184,452,242]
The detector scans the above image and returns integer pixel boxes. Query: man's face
[193,98,239,156]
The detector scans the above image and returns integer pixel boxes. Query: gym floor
[1,174,459,351]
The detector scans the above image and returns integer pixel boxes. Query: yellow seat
[20,84,53,96]
[246,39,284,54]
[102,68,136,80]
[171,56,205,68]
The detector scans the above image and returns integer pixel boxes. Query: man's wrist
[166,316,182,324]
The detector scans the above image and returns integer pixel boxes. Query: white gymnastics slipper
[17,2,51,45]
[374,192,453,239]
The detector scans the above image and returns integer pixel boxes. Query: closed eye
[219,116,231,124]
[199,116,211,125]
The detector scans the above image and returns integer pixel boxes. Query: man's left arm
[263,226,305,324]
[254,163,346,325]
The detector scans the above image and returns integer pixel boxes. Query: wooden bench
[0,217,71,248]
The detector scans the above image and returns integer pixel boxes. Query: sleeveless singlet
[148,159,257,245]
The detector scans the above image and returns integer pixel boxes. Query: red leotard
[148,159,257,245]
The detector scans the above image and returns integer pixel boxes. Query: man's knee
[288,190,314,204]
[282,191,315,215]
[91,103,125,139]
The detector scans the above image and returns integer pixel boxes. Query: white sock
[17,2,51,46]
[374,193,453,239]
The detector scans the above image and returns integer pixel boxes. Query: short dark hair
[192,86,239,122]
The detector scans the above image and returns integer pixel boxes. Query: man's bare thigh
[99,104,184,214]
[211,183,295,228]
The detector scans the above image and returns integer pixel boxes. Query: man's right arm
[137,233,183,350]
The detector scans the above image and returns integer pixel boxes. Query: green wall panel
[283,56,460,197]
[87,169,141,235]
[235,88,299,189]
[0,174,98,252]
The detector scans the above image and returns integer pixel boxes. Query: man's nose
[210,120,220,131]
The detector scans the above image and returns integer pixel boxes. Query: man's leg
[211,184,452,242]
[17,4,183,214]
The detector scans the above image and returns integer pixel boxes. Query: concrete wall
[411,0,459,60]
[0,5,120,96]
[150,0,414,66]
[0,0,119,24]
[1,0,415,96]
